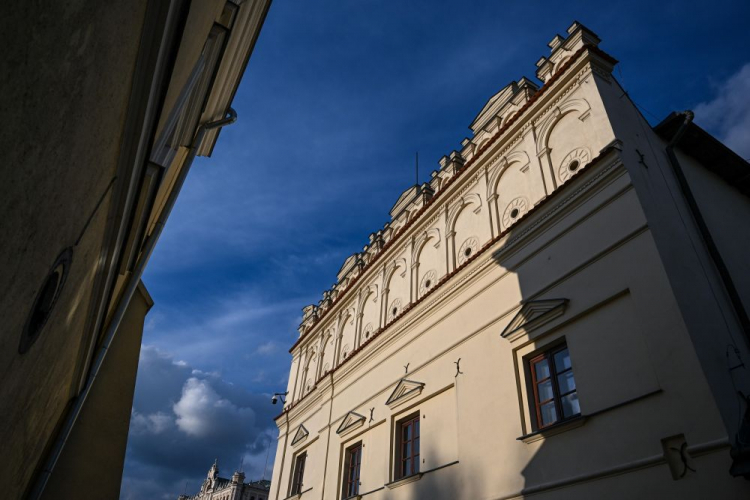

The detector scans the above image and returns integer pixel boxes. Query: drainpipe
[664,110,750,345]
[28,108,237,500]
[664,111,750,478]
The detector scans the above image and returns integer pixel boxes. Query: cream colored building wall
[270,23,750,500]
[590,61,750,444]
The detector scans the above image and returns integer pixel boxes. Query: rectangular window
[343,442,362,498]
[529,344,580,429]
[291,451,307,495]
[395,412,420,479]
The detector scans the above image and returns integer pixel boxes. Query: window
[529,344,580,429]
[291,451,307,495]
[395,413,420,479]
[343,442,362,498]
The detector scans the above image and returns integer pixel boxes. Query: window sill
[282,487,312,500]
[385,473,423,489]
[347,486,384,498]
[517,415,586,444]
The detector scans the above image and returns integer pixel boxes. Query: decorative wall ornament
[336,411,366,436]
[502,197,529,230]
[558,148,591,182]
[412,228,441,265]
[388,298,403,322]
[457,237,480,265]
[385,379,425,408]
[385,258,408,286]
[357,284,379,316]
[323,362,330,373]
[447,193,483,234]
[291,424,309,446]
[362,323,374,340]
[419,270,438,296]
[341,343,350,359]
[535,97,592,154]
[487,150,531,200]
[500,298,569,342]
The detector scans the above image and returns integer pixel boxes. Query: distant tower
[232,470,245,484]
[179,459,270,500]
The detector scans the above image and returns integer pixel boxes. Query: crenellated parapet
[285,21,619,409]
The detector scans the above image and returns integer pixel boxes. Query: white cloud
[694,63,750,159]
[173,377,255,438]
[255,341,277,355]
[122,347,278,499]
[130,411,173,436]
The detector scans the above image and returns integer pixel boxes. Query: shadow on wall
[486,162,747,500]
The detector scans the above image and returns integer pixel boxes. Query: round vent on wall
[388,298,403,322]
[502,197,529,230]
[19,248,73,354]
[558,148,590,183]
[457,237,479,266]
[419,269,438,296]
[363,323,374,339]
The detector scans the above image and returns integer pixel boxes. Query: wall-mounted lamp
[271,392,288,405]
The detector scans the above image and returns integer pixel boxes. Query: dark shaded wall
[0,2,149,497]
[41,283,153,499]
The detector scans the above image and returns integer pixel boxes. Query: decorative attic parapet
[390,183,434,221]
[299,305,319,336]
[290,21,618,352]
[470,78,540,135]
[500,298,569,342]
[536,21,602,83]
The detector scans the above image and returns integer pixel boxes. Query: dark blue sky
[121,1,750,498]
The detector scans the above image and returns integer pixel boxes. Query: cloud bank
[120,346,278,500]
[694,63,750,159]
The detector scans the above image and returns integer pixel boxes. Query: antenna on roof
[415,151,419,187]
[183,481,188,495]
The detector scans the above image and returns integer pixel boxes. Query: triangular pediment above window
[501,298,569,342]
[336,411,366,436]
[386,379,425,409]
[291,424,309,446]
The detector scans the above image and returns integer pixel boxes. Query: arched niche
[412,228,443,299]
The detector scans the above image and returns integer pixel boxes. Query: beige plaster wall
[271,27,750,500]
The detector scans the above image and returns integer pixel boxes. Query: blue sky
[120,1,750,498]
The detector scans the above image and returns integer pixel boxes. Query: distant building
[0,1,271,499]
[179,460,270,500]
[269,21,750,500]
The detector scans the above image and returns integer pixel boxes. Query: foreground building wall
[270,22,750,500]
[41,283,153,499]
[0,1,271,498]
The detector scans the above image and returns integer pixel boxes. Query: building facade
[179,461,271,500]
[269,22,750,500]
[0,1,270,498]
